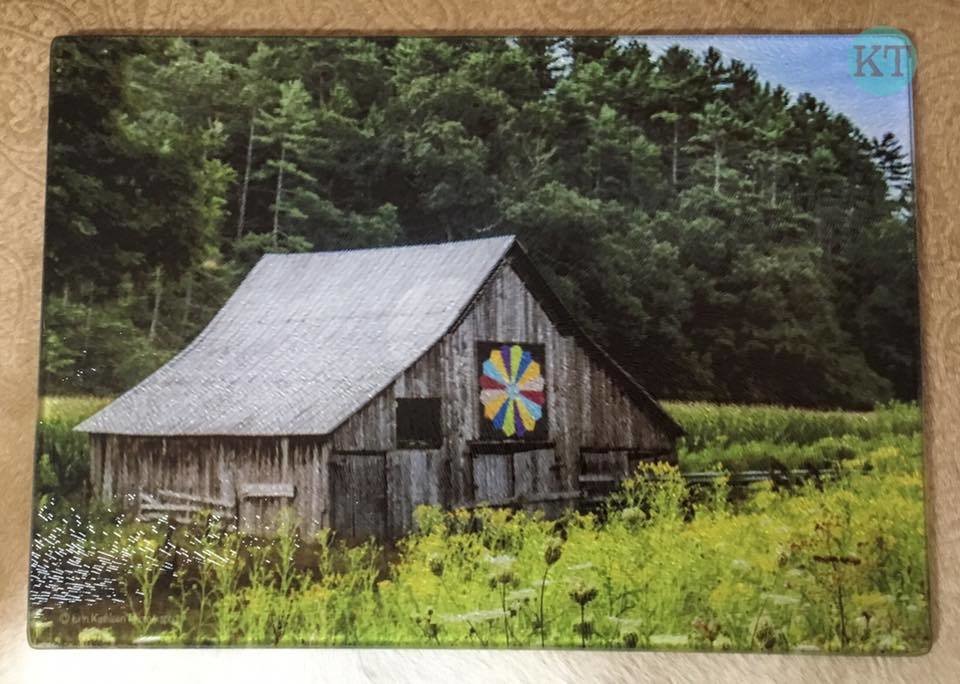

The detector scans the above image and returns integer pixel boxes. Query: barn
[77,236,683,539]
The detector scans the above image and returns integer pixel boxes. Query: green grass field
[35,395,923,466]
[39,395,111,425]
[30,397,928,652]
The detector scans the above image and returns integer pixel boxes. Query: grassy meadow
[30,397,928,652]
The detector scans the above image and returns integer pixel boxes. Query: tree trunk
[82,297,92,351]
[671,118,679,187]
[770,154,778,208]
[272,144,286,248]
[148,266,163,343]
[713,141,721,194]
[236,113,256,240]
[181,271,193,326]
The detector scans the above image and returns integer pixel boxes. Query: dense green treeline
[42,37,918,407]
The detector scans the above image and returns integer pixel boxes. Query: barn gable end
[328,253,679,535]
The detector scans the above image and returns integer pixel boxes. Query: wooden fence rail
[581,467,839,504]
[681,468,839,486]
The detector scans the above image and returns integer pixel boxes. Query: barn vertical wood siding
[88,258,676,538]
[327,261,676,533]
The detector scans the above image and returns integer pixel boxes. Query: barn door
[331,452,387,541]
[512,449,559,499]
[472,448,558,506]
[472,453,514,505]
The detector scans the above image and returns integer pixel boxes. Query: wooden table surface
[2,2,958,681]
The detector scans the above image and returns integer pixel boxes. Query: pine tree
[255,79,321,246]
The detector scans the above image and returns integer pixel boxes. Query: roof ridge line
[260,234,517,259]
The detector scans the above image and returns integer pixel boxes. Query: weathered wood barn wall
[88,435,328,535]
[83,237,681,539]
[329,260,679,537]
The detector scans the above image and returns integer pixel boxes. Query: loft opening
[396,397,443,449]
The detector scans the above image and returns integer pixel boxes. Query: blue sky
[633,34,914,162]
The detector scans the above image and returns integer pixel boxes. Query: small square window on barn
[396,398,443,449]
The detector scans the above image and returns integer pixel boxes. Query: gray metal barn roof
[77,235,682,438]
[77,236,516,435]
